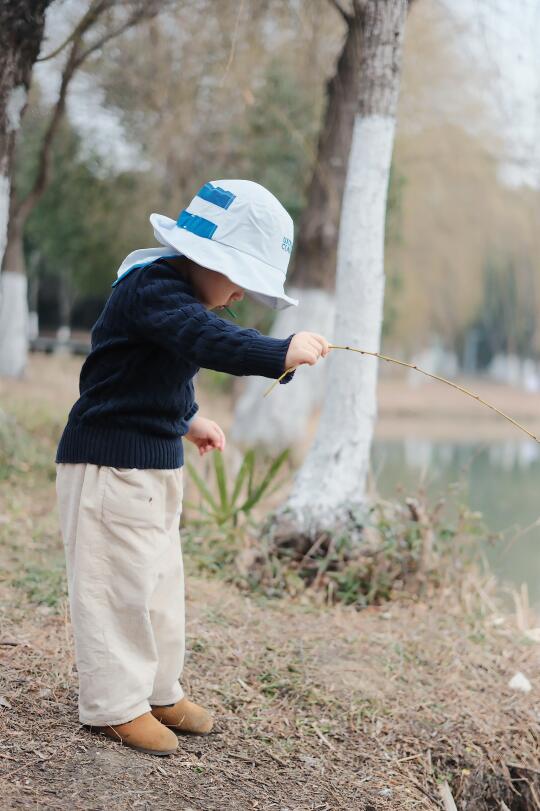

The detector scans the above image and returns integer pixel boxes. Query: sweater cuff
[244,333,295,380]
[279,368,296,385]
[185,401,199,422]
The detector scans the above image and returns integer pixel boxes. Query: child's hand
[285,332,330,369]
[185,416,226,456]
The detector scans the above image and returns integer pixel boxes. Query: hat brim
[150,214,298,310]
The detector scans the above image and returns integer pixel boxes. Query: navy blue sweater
[56,259,295,469]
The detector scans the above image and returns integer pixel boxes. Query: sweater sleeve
[185,378,199,423]
[133,271,296,382]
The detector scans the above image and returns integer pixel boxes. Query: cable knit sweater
[55,258,295,469]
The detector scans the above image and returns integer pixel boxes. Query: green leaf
[246,449,256,498]
[231,449,255,507]
[241,449,289,512]
[186,461,218,511]
[213,451,229,513]
[183,500,213,516]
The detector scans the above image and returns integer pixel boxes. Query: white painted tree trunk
[231,10,364,449]
[272,0,407,542]
[0,174,10,266]
[0,271,28,377]
[0,3,50,378]
[0,210,29,378]
[283,115,396,537]
[230,287,335,450]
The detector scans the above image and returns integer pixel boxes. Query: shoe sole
[165,725,212,735]
[119,742,178,756]
[83,724,178,756]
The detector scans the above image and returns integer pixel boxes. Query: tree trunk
[55,270,73,351]
[230,8,362,450]
[0,1,50,377]
[269,0,407,545]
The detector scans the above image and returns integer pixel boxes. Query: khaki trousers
[55,463,185,726]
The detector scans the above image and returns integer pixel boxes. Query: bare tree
[0,0,167,378]
[0,0,51,377]
[269,0,408,546]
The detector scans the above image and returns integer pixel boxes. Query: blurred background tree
[462,255,537,369]
[5,0,539,382]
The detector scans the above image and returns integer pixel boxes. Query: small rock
[0,696,12,709]
[508,672,532,692]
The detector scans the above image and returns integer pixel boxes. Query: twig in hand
[263,344,540,443]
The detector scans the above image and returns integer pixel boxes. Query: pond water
[371,439,540,607]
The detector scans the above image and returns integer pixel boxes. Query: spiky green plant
[185,448,289,529]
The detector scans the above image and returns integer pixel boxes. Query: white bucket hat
[114,179,298,310]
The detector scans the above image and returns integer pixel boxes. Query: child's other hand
[285,332,331,369]
[185,416,225,456]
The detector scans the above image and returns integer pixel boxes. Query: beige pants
[55,463,185,726]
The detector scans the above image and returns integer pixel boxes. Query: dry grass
[2,573,540,810]
[1,355,540,810]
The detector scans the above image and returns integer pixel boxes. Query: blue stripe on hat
[176,210,217,239]
[196,182,236,209]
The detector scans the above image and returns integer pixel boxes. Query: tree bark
[231,5,362,449]
[291,7,362,293]
[269,0,407,545]
[0,1,51,377]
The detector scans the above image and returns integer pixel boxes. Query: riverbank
[1,355,539,809]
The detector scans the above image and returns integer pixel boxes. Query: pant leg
[149,467,185,706]
[56,463,173,726]
[55,463,86,605]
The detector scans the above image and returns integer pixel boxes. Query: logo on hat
[281,237,292,254]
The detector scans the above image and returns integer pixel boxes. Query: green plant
[13,561,67,608]
[0,411,55,482]
[185,448,290,529]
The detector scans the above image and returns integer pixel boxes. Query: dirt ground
[1,355,540,810]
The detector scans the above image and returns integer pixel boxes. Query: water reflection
[372,439,540,605]
[399,438,540,473]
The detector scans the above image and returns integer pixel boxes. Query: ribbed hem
[56,422,184,469]
[185,401,199,422]
[244,332,295,379]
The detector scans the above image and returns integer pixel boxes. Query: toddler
[55,179,329,755]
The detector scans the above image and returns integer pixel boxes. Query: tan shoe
[92,711,179,756]
[151,697,214,735]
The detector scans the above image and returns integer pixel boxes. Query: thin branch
[327,0,353,24]
[15,41,80,222]
[74,0,164,66]
[15,0,163,223]
[438,781,458,811]
[74,16,142,67]
[263,344,540,443]
[351,0,369,19]
[37,0,116,62]
[219,0,245,87]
